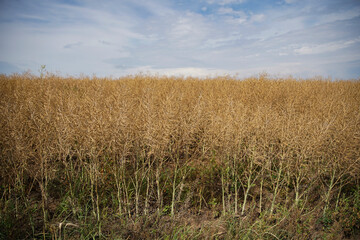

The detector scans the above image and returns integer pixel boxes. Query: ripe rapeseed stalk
[0,73,359,239]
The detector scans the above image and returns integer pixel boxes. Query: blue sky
[0,0,359,78]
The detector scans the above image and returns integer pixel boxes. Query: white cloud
[315,8,360,26]
[218,7,246,17]
[207,0,247,5]
[217,7,248,25]
[250,14,265,22]
[119,66,267,78]
[202,33,243,48]
[147,67,228,77]
[64,42,82,49]
[284,0,297,4]
[294,38,360,55]
[168,12,211,47]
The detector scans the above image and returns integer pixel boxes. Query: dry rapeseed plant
[0,73,359,239]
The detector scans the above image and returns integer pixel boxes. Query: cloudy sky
[0,0,360,78]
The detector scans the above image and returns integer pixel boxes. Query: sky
[0,0,360,79]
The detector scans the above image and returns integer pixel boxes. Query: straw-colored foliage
[1,73,359,239]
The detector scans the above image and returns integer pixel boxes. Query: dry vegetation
[0,73,359,239]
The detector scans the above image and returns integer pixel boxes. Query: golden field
[0,73,359,239]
